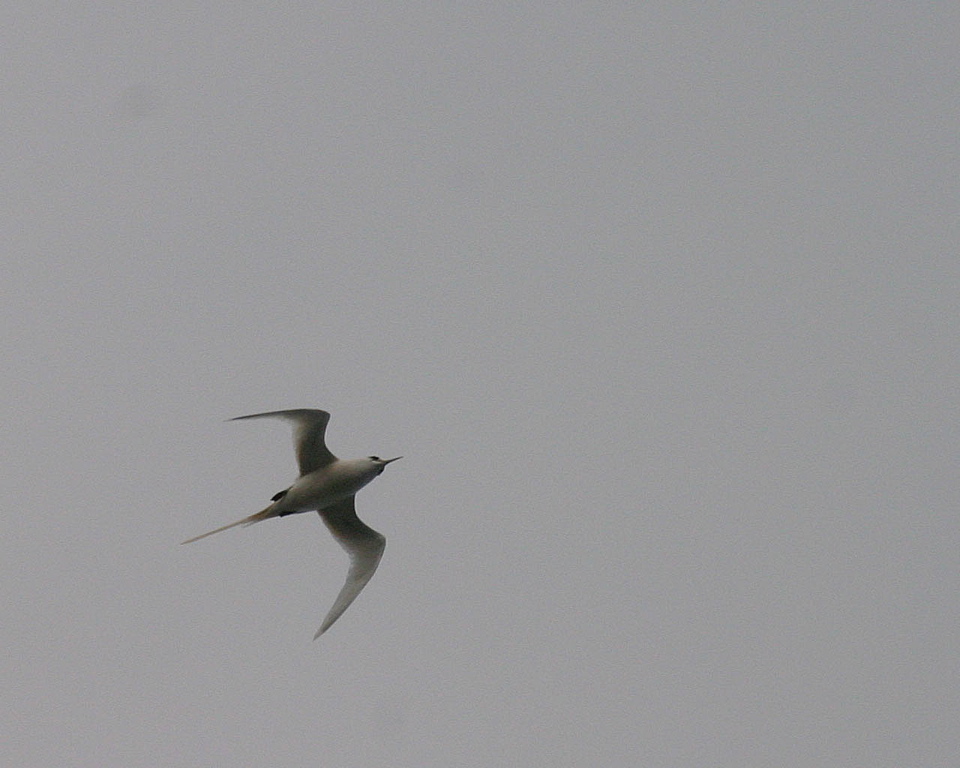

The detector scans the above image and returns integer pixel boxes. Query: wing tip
[228,409,331,422]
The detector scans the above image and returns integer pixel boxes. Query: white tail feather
[181,506,275,544]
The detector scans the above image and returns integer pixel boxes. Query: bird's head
[368,455,402,475]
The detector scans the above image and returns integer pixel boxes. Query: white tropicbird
[182,409,400,639]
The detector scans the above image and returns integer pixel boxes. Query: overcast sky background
[3,4,959,767]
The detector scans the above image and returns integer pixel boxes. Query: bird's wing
[230,409,336,475]
[315,496,386,638]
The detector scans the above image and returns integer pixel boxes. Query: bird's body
[182,409,400,638]
[276,458,386,514]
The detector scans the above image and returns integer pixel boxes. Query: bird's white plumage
[182,408,399,639]
[315,496,387,638]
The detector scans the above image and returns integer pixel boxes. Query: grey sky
[3,4,958,766]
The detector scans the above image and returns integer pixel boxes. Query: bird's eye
[369,455,381,461]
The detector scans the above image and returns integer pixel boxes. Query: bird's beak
[382,456,402,465]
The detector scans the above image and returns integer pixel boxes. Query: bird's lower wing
[315,497,386,638]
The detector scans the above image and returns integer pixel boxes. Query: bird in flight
[182,409,400,639]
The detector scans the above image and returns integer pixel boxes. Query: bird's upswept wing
[315,496,386,638]
[230,409,336,475]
